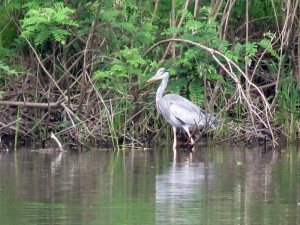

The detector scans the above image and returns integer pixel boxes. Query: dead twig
[0,98,66,108]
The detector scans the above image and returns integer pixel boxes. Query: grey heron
[147,68,220,150]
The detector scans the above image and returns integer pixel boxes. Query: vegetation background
[0,0,299,149]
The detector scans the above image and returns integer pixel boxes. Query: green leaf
[258,38,279,59]
[0,61,17,76]
[21,3,77,46]
[35,28,50,45]
[189,80,204,106]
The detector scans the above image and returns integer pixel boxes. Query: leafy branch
[20,3,78,45]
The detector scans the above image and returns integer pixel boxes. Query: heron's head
[147,68,169,83]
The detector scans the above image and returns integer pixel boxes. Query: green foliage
[94,3,157,52]
[0,61,17,76]
[258,32,279,59]
[230,0,281,36]
[93,47,147,91]
[232,42,258,66]
[277,70,300,141]
[161,5,276,112]
[163,7,234,106]
[188,80,204,106]
[0,61,17,98]
[168,76,188,94]
[0,12,17,49]
[21,3,78,45]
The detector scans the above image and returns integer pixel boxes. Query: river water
[0,144,299,225]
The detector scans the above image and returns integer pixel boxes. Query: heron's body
[157,93,215,129]
[147,68,220,150]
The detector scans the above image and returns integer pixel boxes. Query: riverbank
[1,1,300,149]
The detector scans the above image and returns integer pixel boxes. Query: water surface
[0,144,299,225]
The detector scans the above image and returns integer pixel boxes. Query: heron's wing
[163,94,207,127]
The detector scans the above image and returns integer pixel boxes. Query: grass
[277,70,300,141]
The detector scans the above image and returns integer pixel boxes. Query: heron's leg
[172,126,177,150]
[183,127,194,144]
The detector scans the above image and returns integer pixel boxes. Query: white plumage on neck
[155,74,168,106]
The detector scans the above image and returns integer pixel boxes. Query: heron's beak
[147,77,157,83]
[147,72,162,83]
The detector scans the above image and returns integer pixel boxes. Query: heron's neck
[156,77,168,103]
